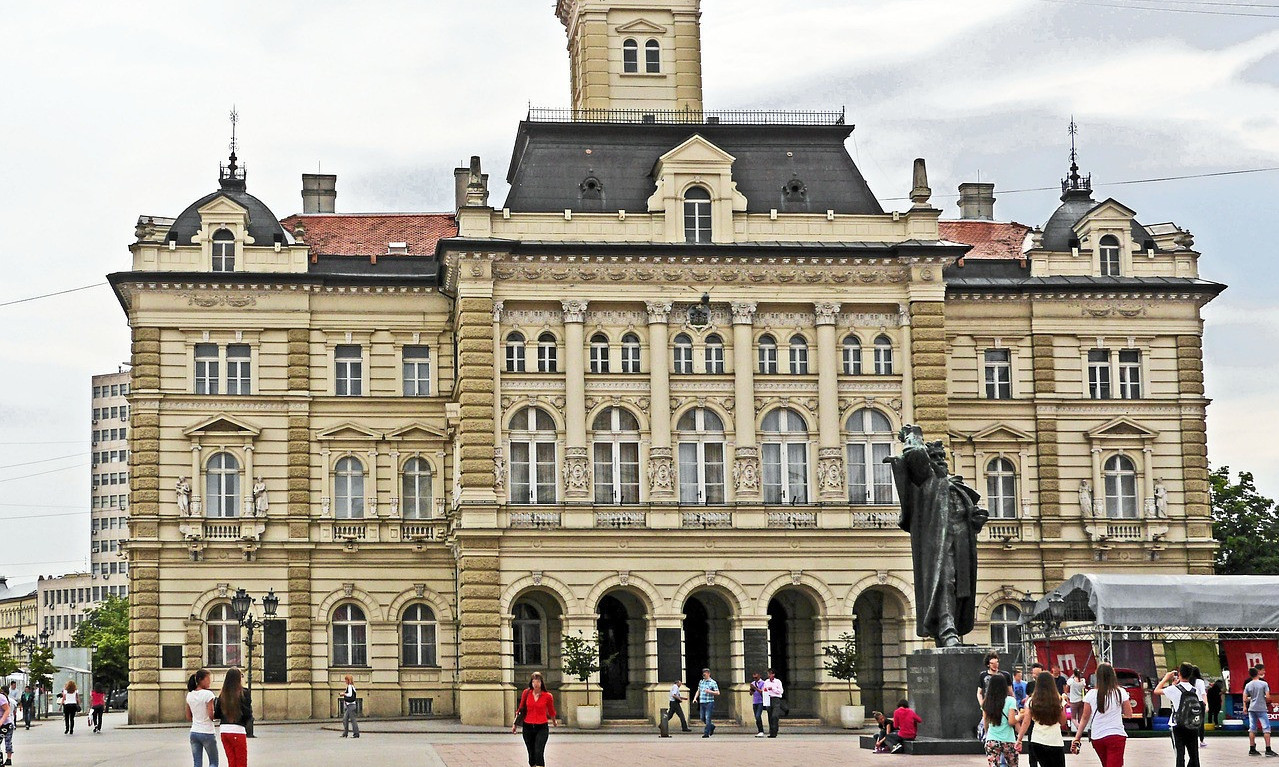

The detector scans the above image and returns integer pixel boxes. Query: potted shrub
[562,630,603,729]
[823,632,864,728]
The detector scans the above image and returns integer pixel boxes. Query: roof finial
[1061,116,1091,198]
[219,106,247,190]
[228,106,239,171]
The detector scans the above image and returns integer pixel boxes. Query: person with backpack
[1071,663,1133,767]
[1155,663,1204,767]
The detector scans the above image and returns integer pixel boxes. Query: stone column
[730,302,760,501]
[1031,333,1062,541]
[646,302,675,500]
[242,445,255,518]
[366,448,379,517]
[898,304,915,422]
[1177,334,1212,571]
[908,300,947,443]
[562,300,590,500]
[286,549,313,718]
[492,302,505,500]
[190,445,203,516]
[814,302,844,502]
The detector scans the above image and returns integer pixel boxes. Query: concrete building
[37,573,95,648]
[91,371,132,596]
[109,0,1222,725]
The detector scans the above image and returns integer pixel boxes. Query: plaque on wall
[263,620,287,684]
[743,628,769,680]
[657,628,682,683]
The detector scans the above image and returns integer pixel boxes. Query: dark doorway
[598,594,630,701]
[854,589,886,714]
[767,598,790,682]
[682,595,709,696]
[682,590,735,721]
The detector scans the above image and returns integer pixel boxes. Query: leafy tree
[822,632,860,706]
[561,630,604,707]
[71,595,129,694]
[1211,466,1279,575]
[0,639,19,678]
[28,646,57,691]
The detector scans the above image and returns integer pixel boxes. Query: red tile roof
[940,220,1032,260]
[280,213,457,257]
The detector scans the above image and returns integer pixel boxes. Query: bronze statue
[885,425,988,647]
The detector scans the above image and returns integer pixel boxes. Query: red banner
[1034,640,1097,679]
[1222,639,1279,695]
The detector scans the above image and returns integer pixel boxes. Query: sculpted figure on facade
[1078,479,1093,518]
[1153,479,1168,518]
[176,477,192,516]
[886,425,987,647]
[252,477,268,516]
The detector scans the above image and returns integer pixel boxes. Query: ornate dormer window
[211,229,235,272]
[684,186,712,244]
[1099,235,1121,277]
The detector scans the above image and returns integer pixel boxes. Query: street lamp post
[229,587,279,738]
[13,628,51,720]
[1019,590,1067,674]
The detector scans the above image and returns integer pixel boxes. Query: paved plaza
[3,713,1267,767]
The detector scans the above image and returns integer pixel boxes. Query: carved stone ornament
[563,447,590,492]
[648,447,674,492]
[618,571,630,586]
[730,301,758,325]
[791,570,803,586]
[876,570,889,585]
[343,583,355,597]
[732,448,760,492]
[494,448,506,491]
[645,300,673,324]
[813,302,842,326]
[492,300,505,323]
[217,583,230,597]
[531,571,543,586]
[818,447,845,491]
[561,299,589,324]
[184,293,259,308]
[705,570,717,586]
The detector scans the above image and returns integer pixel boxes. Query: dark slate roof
[946,275,1225,296]
[308,255,442,280]
[503,121,883,215]
[167,177,288,247]
[1041,189,1155,252]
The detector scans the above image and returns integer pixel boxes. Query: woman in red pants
[1070,663,1134,767]
[214,668,253,767]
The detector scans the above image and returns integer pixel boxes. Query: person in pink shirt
[90,686,107,733]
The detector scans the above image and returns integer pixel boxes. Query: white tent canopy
[1030,573,1279,629]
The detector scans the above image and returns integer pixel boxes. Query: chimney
[957,182,996,221]
[301,173,337,214]
[464,156,490,208]
[454,164,470,211]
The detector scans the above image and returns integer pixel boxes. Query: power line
[0,510,90,521]
[0,441,84,446]
[0,282,108,309]
[883,165,1279,201]
[0,463,89,484]
[0,502,90,510]
[0,452,87,471]
[1038,0,1279,17]
[2,556,87,568]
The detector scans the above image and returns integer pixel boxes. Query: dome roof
[1041,187,1155,253]
[166,171,287,247]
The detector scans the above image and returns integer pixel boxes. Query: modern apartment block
[91,371,131,597]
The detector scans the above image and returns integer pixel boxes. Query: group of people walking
[658,668,786,739]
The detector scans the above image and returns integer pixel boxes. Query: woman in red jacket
[511,671,558,767]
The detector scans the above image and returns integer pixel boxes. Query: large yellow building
[111,0,1222,725]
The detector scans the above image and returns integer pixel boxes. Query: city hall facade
[112,0,1223,725]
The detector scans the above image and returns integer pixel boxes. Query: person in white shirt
[0,687,13,764]
[59,681,81,735]
[185,669,219,767]
[762,669,785,738]
[1071,663,1133,767]
[664,679,689,732]
[1155,663,1203,767]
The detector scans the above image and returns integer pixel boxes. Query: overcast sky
[2,0,1277,582]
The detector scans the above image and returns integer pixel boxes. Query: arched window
[989,603,1022,659]
[206,603,240,667]
[205,452,241,518]
[683,186,712,244]
[842,335,862,375]
[873,335,894,375]
[704,334,725,374]
[1099,234,1121,277]
[645,39,661,73]
[334,456,365,519]
[622,38,639,74]
[332,604,368,666]
[401,604,438,667]
[986,457,1018,519]
[537,333,558,373]
[621,333,642,374]
[509,407,557,505]
[672,333,694,375]
[593,407,641,505]
[677,408,726,504]
[789,335,809,375]
[1104,455,1138,519]
[505,332,526,373]
[758,334,778,375]
[211,228,235,272]
[512,602,543,666]
[847,408,895,504]
[401,457,433,520]
[590,333,610,374]
[761,408,809,504]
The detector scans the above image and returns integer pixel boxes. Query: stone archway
[853,587,909,715]
[767,587,821,716]
[510,589,565,690]
[683,589,734,721]
[596,589,649,718]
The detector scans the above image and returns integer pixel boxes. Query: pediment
[315,423,380,441]
[657,134,736,167]
[197,196,249,217]
[1086,198,1137,219]
[616,18,667,34]
[184,414,261,437]
[969,423,1036,444]
[1085,417,1158,441]
[387,423,449,441]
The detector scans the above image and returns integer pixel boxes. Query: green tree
[821,632,860,706]
[0,639,19,678]
[28,646,57,691]
[561,630,604,707]
[1211,466,1279,574]
[71,595,130,694]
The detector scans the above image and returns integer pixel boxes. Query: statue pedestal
[905,647,988,754]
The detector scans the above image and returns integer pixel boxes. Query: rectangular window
[110,384,119,396]
[402,345,431,397]
[194,343,219,395]
[226,344,251,395]
[684,199,712,244]
[593,442,640,505]
[672,344,693,375]
[335,345,363,396]
[1088,349,1111,399]
[984,349,1012,399]
[1118,349,1141,399]
[621,342,641,374]
[590,342,610,374]
[510,441,557,505]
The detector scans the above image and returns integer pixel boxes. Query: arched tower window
[334,456,366,519]
[505,332,526,373]
[683,187,712,244]
[789,335,809,375]
[621,333,642,373]
[704,334,725,374]
[873,335,894,375]
[672,333,694,375]
[211,228,235,272]
[590,333,610,374]
[206,451,241,518]
[1099,234,1121,277]
[537,333,558,373]
[842,335,862,375]
[758,334,778,375]
[401,457,433,520]
[1104,455,1138,519]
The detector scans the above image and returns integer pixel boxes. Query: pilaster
[908,301,947,442]
[562,300,590,500]
[730,302,761,500]
[1031,334,1061,538]
[814,302,844,501]
[647,301,675,500]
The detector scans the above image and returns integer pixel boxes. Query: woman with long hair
[58,680,80,735]
[1071,663,1133,767]
[1017,671,1069,767]
[982,672,1021,767]
[214,668,253,767]
[185,669,219,767]
[90,684,106,733]
[511,671,557,767]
